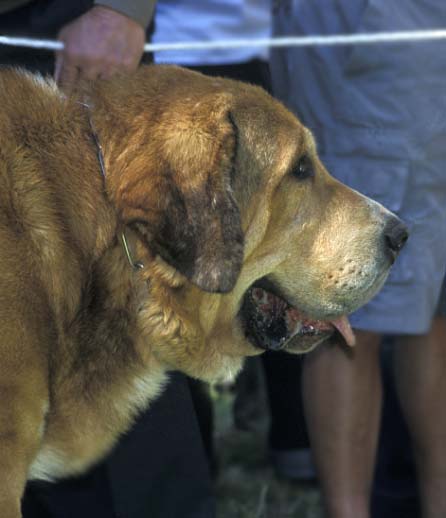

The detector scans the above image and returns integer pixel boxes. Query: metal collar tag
[119,229,144,271]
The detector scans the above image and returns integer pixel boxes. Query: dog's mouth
[240,282,355,353]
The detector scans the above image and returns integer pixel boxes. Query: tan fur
[0,65,397,517]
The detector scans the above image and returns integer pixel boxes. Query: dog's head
[95,66,408,381]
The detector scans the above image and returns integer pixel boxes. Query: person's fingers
[97,65,120,80]
[124,50,144,73]
[54,51,64,84]
[78,64,102,82]
[56,45,103,87]
[57,62,80,94]
[100,40,138,75]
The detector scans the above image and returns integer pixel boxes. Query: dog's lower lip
[240,285,350,351]
[240,284,357,351]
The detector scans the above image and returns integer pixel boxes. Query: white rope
[0,29,445,54]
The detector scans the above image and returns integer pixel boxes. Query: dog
[0,65,407,516]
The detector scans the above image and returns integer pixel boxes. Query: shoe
[270,448,316,481]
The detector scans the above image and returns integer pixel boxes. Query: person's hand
[55,5,146,92]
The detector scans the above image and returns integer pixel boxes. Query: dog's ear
[116,93,244,293]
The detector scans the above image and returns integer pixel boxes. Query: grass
[213,390,324,518]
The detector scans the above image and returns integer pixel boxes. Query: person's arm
[94,0,156,29]
[54,1,156,92]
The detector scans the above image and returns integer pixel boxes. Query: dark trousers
[23,373,215,518]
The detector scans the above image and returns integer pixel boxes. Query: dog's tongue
[329,316,356,347]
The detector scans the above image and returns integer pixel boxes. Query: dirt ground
[213,390,324,518]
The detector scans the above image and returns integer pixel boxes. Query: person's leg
[371,338,420,518]
[23,373,216,518]
[302,331,382,518]
[394,316,446,518]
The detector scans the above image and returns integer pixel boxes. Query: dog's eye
[293,155,314,180]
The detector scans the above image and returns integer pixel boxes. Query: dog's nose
[383,217,409,263]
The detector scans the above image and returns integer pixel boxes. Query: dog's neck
[78,99,195,354]
[76,82,150,200]
[81,101,145,272]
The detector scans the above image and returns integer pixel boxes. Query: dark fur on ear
[116,93,244,293]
